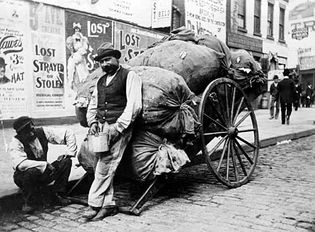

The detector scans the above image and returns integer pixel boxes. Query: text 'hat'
[94,42,121,61]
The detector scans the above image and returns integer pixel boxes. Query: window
[279,7,285,41]
[237,0,246,30]
[267,3,274,38]
[254,0,261,35]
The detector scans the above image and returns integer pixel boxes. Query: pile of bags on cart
[76,27,267,182]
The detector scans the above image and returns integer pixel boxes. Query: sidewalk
[1,107,315,207]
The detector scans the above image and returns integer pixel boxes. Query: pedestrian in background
[305,82,313,108]
[9,116,78,213]
[293,78,302,111]
[269,75,280,120]
[84,42,142,221]
[277,69,296,125]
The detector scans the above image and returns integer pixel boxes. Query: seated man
[9,116,78,213]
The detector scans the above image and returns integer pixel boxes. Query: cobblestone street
[1,134,315,232]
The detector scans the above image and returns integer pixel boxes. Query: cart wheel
[199,78,259,188]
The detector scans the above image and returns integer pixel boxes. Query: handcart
[67,77,259,216]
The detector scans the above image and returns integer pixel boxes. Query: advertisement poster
[114,22,164,63]
[287,0,315,70]
[0,0,30,120]
[65,11,113,92]
[29,3,67,115]
[152,0,172,28]
[185,0,226,41]
[37,0,152,28]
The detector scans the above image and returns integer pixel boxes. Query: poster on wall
[65,11,113,94]
[114,22,164,63]
[37,0,152,28]
[0,0,30,120]
[151,0,172,28]
[29,2,68,116]
[287,0,315,69]
[185,0,226,41]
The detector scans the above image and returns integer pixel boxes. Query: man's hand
[89,122,99,135]
[46,163,55,176]
[108,124,120,145]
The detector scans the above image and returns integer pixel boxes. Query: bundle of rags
[77,66,199,181]
[230,49,267,101]
[128,40,225,95]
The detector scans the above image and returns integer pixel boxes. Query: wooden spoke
[237,128,257,133]
[233,97,244,125]
[236,135,257,150]
[230,87,236,125]
[208,135,228,156]
[233,141,248,176]
[208,100,227,127]
[234,111,251,128]
[215,86,228,123]
[203,131,228,137]
[203,112,227,131]
[225,84,230,123]
[226,138,230,179]
[216,139,229,172]
[230,140,239,181]
[235,139,254,165]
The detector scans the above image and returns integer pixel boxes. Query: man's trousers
[88,129,132,208]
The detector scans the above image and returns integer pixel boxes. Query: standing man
[293,79,302,111]
[84,42,142,221]
[277,69,296,125]
[305,83,313,108]
[269,75,280,119]
[9,116,78,213]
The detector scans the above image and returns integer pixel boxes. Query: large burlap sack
[196,34,231,74]
[125,130,190,182]
[230,49,262,79]
[128,40,225,94]
[148,27,197,49]
[230,49,267,100]
[131,66,200,139]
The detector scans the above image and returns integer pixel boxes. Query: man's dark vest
[15,127,49,161]
[96,67,129,124]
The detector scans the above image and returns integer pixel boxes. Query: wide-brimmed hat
[283,68,290,77]
[13,116,33,132]
[94,42,121,61]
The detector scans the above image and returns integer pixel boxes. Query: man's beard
[102,64,118,75]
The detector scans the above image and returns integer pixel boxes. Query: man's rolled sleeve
[86,87,99,127]
[116,71,142,133]
[43,127,78,157]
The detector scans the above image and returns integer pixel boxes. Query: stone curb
[1,128,315,213]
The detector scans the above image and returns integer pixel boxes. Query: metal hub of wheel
[227,127,238,138]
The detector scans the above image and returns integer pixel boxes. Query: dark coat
[277,78,296,103]
[270,83,278,98]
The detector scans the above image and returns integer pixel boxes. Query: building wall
[261,0,289,68]
[227,0,289,68]
[0,0,167,120]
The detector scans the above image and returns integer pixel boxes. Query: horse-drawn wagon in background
[71,28,266,215]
